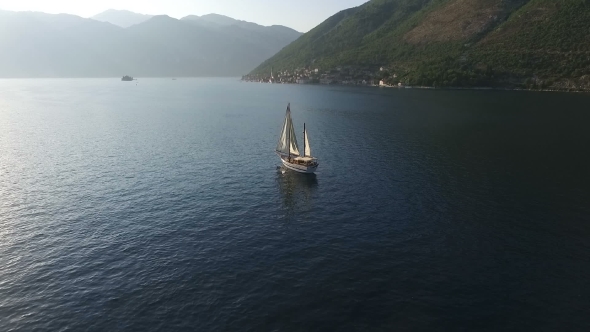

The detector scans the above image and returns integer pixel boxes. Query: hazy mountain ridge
[91,9,153,28]
[0,10,302,78]
[182,13,242,27]
[250,0,590,91]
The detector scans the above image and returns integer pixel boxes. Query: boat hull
[280,158,318,174]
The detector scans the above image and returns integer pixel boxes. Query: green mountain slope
[249,0,590,90]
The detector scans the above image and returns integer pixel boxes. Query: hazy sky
[0,0,369,32]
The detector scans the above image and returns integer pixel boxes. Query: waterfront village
[241,66,407,88]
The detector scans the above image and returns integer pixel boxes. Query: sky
[0,0,369,32]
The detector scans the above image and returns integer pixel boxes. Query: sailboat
[276,103,319,174]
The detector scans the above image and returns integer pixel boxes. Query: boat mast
[303,123,306,157]
[287,103,291,161]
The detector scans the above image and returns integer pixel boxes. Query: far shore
[241,80,590,93]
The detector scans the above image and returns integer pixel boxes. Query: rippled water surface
[1,78,589,331]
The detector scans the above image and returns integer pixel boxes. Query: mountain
[182,13,241,27]
[181,14,302,64]
[0,11,121,77]
[0,10,90,29]
[181,14,301,42]
[0,11,302,77]
[249,0,590,91]
[91,9,153,28]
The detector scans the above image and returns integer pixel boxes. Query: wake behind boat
[276,103,318,173]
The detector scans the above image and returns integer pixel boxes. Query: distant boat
[276,103,318,174]
[121,75,133,81]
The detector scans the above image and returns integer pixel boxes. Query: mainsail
[276,104,300,156]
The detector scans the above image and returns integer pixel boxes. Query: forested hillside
[249,0,590,90]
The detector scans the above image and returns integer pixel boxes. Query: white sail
[304,128,311,157]
[276,104,300,156]
[276,117,289,154]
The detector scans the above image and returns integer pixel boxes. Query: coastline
[240,80,590,93]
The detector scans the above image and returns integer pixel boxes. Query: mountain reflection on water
[276,166,318,219]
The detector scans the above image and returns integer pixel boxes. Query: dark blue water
[1,78,589,331]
